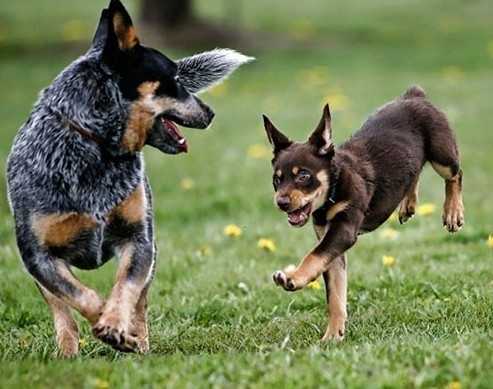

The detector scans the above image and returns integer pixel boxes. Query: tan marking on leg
[39,284,79,357]
[313,224,328,241]
[321,255,347,342]
[52,262,105,324]
[111,184,146,224]
[31,213,97,247]
[327,200,350,221]
[443,171,464,232]
[131,289,149,353]
[431,162,453,179]
[93,244,150,352]
[399,177,419,224]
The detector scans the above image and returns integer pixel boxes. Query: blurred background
[1,0,493,382]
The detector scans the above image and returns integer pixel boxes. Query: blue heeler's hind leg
[37,283,80,357]
[23,250,105,326]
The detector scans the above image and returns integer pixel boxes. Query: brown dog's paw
[272,265,299,291]
[443,200,464,233]
[92,317,139,353]
[321,317,346,342]
[398,197,416,224]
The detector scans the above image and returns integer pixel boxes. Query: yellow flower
[322,90,350,112]
[94,378,110,389]
[62,20,87,42]
[196,245,212,256]
[224,224,242,238]
[382,255,396,267]
[257,238,276,252]
[487,234,493,248]
[416,203,436,216]
[208,83,228,97]
[441,66,464,83]
[487,40,493,59]
[379,227,399,240]
[247,144,271,160]
[79,338,88,348]
[308,280,322,290]
[180,177,195,191]
[289,19,316,41]
[388,212,399,223]
[446,381,461,389]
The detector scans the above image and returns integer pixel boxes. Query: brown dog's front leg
[273,209,362,291]
[321,254,347,341]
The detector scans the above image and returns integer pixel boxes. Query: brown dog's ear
[308,104,334,157]
[108,0,139,50]
[263,115,292,153]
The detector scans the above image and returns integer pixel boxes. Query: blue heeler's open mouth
[161,117,188,153]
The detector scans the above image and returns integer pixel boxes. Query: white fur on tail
[177,49,254,94]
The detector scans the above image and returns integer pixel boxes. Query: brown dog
[263,86,464,341]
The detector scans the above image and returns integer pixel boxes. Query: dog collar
[46,105,106,145]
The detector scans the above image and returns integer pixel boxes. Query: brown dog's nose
[277,196,290,211]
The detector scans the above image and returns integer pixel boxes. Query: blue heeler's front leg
[92,183,156,353]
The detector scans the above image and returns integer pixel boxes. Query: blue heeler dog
[6,0,252,356]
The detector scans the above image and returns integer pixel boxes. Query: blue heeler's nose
[277,196,290,211]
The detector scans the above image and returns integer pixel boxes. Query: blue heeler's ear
[176,49,254,94]
[91,9,111,51]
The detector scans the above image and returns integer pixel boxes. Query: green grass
[1,0,493,387]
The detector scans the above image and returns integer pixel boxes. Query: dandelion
[441,66,464,83]
[94,378,110,389]
[379,227,399,240]
[247,144,271,160]
[62,20,87,42]
[208,83,228,97]
[79,338,88,348]
[308,280,322,290]
[388,212,399,223]
[180,177,195,191]
[196,245,212,256]
[487,40,493,59]
[382,255,396,267]
[416,203,436,216]
[224,224,242,238]
[257,238,276,252]
[446,381,461,389]
[487,234,493,249]
[322,90,350,111]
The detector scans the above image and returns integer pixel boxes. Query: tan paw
[321,320,346,342]
[398,197,416,224]
[272,265,302,291]
[92,314,139,353]
[56,330,79,358]
[443,200,464,233]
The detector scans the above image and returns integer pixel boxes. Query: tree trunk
[141,0,193,28]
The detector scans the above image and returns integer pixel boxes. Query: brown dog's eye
[295,170,311,184]
[273,175,281,189]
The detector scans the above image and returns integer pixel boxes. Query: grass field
[1,0,493,387]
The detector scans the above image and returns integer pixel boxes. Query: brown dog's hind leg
[321,254,347,342]
[38,284,79,357]
[432,163,464,232]
[399,177,419,224]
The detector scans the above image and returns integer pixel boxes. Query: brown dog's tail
[402,85,426,99]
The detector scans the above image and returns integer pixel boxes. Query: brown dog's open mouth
[287,202,312,227]
[161,117,188,153]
